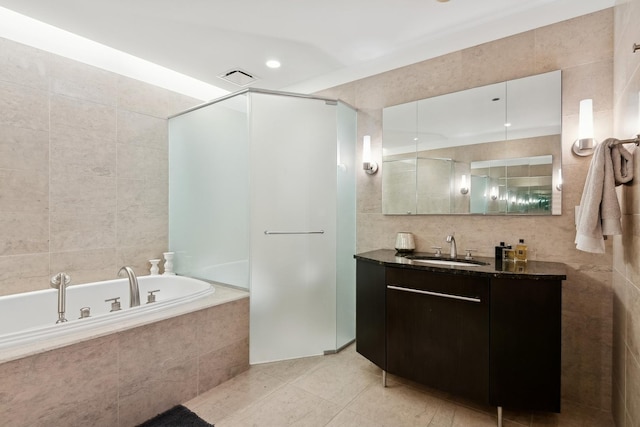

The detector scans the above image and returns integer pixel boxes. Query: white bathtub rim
[0,281,248,364]
[0,284,214,348]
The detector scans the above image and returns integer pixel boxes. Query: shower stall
[168,89,357,364]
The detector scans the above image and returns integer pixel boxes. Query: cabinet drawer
[386,267,489,302]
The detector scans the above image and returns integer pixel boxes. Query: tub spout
[50,272,71,324]
[118,266,140,307]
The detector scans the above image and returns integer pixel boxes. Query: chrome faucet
[118,266,140,307]
[446,234,457,259]
[50,272,71,324]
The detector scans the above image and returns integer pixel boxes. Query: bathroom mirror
[382,70,562,215]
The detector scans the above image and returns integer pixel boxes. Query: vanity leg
[497,406,503,427]
[382,370,387,387]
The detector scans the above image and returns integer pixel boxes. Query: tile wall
[613,1,640,426]
[317,9,616,414]
[0,37,201,296]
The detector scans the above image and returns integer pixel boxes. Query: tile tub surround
[0,286,249,427]
[316,9,615,413]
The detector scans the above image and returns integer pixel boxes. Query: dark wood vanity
[355,249,566,417]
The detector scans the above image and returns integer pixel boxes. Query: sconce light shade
[573,99,597,156]
[362,135,378,175]
[490,186,498,200]
[556,169,563,191]
[460,174,469,194]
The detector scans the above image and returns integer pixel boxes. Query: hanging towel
[575,138,622,253]
[611,143,634,186]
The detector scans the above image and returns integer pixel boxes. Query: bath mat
[136,405,214,427]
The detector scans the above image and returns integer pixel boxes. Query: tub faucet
[446,234,457,259]
[118,266,140,307]
[50,272,71,324]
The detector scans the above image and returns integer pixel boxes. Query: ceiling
[0,0,614,95]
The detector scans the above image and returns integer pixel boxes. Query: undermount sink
[405,255,489,267]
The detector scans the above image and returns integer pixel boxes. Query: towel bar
[610,135,640,146]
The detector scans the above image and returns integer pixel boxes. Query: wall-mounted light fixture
[556,169,563,191]
[490,186,498,201]
[572,99,597,156]
[460,174,469,194]
[362,135,378,175]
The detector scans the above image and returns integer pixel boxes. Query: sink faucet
[446,234,457,259]
[118,266,140,307]
[50,272,71,323]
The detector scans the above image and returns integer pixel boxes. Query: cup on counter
[395,232,416,253]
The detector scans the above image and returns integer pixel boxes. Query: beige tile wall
[0,38,201,296]
[613,1,640,426]
[317,9,615,412]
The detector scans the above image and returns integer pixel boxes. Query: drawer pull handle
[387,284,481,303]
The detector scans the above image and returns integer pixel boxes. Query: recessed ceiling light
[266,59,281,69]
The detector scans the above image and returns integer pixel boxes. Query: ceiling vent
[218,68,259,87]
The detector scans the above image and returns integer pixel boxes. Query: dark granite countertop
[354,249,567,281]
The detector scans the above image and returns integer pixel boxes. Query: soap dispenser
[515,239,528,262]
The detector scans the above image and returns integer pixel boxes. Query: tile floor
[185,343,614,427]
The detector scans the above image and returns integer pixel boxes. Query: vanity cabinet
[355,250,565,414]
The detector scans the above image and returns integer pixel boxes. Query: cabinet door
[355,261,386,369]
[386,268,490,404]
[490,277,561,412]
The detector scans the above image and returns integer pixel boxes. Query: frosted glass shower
[168,90,356,364]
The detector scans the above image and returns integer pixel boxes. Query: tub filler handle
[50,272,71,324]
[79,307,91,319]
[147,289,160,304]
[105,297,122,312]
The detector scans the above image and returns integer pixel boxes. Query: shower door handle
[264,230,325,235]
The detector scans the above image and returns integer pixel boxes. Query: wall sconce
[490,186,498,200]
[572,99,597,156]
[362,135,378,175]
[556,169,563,191]
[460,174,469,195]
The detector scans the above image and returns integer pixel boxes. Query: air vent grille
[218,68,259,86]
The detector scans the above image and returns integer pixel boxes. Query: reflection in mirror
[382,70,562,215]
[470,155,553,215]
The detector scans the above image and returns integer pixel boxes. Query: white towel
[575,138,622,253]
[611,144,634,186]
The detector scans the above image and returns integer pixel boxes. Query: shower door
[249,93,337,364]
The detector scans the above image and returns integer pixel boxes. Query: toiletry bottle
[503,247,515,263]
[515,239,528,262]
[494,241,506,269]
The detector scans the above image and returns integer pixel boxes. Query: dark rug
[136,405,214,427]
